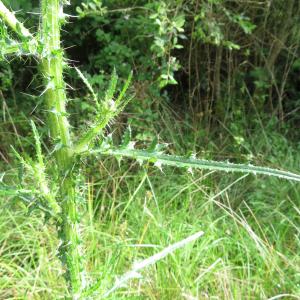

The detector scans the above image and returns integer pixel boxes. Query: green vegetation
[0,0,300,299]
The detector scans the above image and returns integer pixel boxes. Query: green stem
[0,1,37,57]
[40,0,85,297]
[0,0,33,38]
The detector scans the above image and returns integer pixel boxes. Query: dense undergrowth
[1,0,300,299]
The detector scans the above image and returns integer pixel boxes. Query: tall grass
[1,141,299,298]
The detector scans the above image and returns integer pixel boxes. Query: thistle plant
[0,1,300,299]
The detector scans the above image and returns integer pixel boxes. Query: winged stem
[40,0,86,297]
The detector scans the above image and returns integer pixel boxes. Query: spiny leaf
[0,182,53,216]
[148,136,159,152]
[74,71,134,153]
[105,68,118,102]
[11,138,61,217]
[114,94,134,116]
[75,66,99,108]
[31,120,44,167]
[121,126,132,148]
[92,147,300,183]
[0,183,33,196]
[11,146,31,168]
[115,71,133,105]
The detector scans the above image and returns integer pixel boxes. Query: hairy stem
[40,0,85,297]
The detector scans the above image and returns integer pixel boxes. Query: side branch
[0,1,34,39]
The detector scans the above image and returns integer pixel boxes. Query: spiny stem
[40,0,85,297]
[0,1,33,39]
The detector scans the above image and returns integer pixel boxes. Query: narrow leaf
[31,120,44,167]
[75,67,99,108]
[93,148,300,182]
[105,68,118,102]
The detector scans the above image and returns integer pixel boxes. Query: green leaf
[92,147,300,183]
[75,67,99,108]
[121,126,132,149]
[173,15,185,30]
[31,120,44,167]
[105,68,118,102]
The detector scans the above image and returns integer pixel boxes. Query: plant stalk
[40,0,85,298]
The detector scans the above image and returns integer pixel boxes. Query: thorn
[187,167,193,175]
[137,158,143,166]
[190,153,197,159]
[154,161,163,172]
[127,141,136,150]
